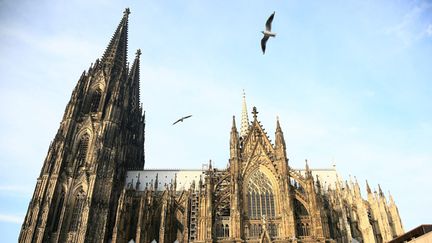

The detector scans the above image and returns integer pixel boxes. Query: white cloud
[0,214,23,224]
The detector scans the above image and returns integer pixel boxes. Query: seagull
[172,115,192,125]
[261,11,276,54]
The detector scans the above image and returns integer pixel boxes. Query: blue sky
[0,0,431,241]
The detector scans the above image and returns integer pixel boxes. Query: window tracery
[69,191,85,232]
[247,170,275,219]
[76,134,90,166]
[89,90,102,113]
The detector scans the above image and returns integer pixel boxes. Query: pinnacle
[252,106,259,120]
[232,116,237,129]
[366,180,372,194]
[240,90,249,137]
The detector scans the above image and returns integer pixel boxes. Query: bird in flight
[261,11,276,54]
[172,115,192,125]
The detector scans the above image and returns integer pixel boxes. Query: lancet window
[52,191,65,232]
[76,134,90,166]
[247,170,275,219]
[69,191,85,232]
[89,90,102,112]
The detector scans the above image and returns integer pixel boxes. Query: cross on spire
[136,49,141,57]
[252,106,259,120]
[124,8,131,16]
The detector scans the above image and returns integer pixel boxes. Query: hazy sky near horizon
[1,0,431,241]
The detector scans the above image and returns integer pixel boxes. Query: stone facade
[19,9,404,243]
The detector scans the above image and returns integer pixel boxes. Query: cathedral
[19,9,404,243]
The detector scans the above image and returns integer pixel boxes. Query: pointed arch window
[52,191,65,232]
[247,170,275,219]
[69,192,85,232]
[76,134,90,166]
[89,90,102,113]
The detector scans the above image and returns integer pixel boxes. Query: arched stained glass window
[247,170,275,219]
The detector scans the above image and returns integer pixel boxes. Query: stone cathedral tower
[19,9,145,243]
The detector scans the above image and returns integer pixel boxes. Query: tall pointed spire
[101,8,130,70]
[128,49,141,112]
[240,90,250,138]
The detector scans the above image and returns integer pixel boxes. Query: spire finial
[378,184,384,196]
[136,49,141,57]
[276,116,282,131]
[124,8,131,16]
[305,159,310,171]
[252,106,258,120]
[240,90,250,137]
[366,180,371,194]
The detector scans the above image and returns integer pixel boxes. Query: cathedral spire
[128,49,141,112]
[101,8,130,70]
[240,90,249,138]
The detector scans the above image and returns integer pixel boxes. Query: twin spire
[99,8,141,111]
[101,8,131,70]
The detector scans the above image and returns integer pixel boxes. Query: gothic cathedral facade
[20,9,404,243]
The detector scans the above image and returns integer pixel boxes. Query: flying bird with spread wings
[172,115,192,125]
[261,11,276,54]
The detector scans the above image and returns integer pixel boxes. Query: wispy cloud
[385,1,432,46]
[0,214,23,224]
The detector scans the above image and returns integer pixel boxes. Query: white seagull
[261,11,276,54]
